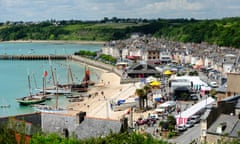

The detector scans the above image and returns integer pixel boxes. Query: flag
[43,70,48,77]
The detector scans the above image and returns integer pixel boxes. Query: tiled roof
[207,114,240,138]
[75,117,122,139]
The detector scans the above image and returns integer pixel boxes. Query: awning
[163,70,172,75]
[150,80,161,86]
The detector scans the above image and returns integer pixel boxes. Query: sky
[0,0,239,22]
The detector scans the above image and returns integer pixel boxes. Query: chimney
[76,111,86,124]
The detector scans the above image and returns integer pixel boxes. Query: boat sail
[34,81,66,113]
[16,73,48,105]
[59,64,93,92]
[35,58,71,94]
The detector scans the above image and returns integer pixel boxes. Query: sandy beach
[67,68,138,120]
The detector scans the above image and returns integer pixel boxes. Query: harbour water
[0,42,102,117]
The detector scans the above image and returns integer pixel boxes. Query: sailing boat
[33,80,66,113]
[81,65,95,86]
[35,60,71,94]
[59,64,90,92]
[16,73,47,105]
[68,64,89,92]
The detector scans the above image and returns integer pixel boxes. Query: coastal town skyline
[0,0,240,22]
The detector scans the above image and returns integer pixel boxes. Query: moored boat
[35,86,71,94]
[0,104,10,108]
[16,73,48,105]
[33,104,66,113]
[16,94,47,105]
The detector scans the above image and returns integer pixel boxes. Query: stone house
[0,111,124,141]
[200,95,240,143]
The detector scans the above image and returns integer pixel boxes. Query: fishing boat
[81,65,95,86]
[16,94,47,106]
[16,74,47,105]
[59,64,90,92]
[33,104,66,113]
[64,93,80,98]
[34,81,66,113]
[36,85,71,94]
[35,66,72,94]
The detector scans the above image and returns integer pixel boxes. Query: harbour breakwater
[0,55,70,60]
[0,54,137,84]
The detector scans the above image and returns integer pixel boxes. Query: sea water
[0,42,102,117]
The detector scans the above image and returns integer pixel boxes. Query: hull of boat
[35,88,71,94]
[34,105,66,113]
[16,98,46,105]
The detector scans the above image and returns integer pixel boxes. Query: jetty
[0,55,71,60]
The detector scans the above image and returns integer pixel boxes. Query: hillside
[0,17,239,48]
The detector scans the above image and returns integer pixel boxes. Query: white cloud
[0,0,239,22]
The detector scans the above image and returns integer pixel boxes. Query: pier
[0,55,71,60]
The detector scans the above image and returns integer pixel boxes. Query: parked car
[176,124,187,132]
[150,113,159,120]
[185,120,194,128]
[136,118,145,126]
[135,117,156,126]
[145,117,157,126]
[189,115,201,124]
[190,94,199,101]
[209,81,218,88]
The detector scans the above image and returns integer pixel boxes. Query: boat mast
[68,64,74,84]
[28,74,32,96]
[42,76,45,96]
[56,81,58,110]
[48,56,56,86]
[32,73,38,89]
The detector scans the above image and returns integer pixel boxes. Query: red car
[136,118,146,125]
[145,117,157,126]
[136,117,157,126]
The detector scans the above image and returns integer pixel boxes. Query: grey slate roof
[221,95,240,102]
[207,114,240,138]
[75,117,122,139]
[41,113,122,139]
[126,63,159,74]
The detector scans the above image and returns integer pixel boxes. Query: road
[169,124,201,144]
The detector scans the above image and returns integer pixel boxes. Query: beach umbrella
[163,70,172,75]
[150,80,161,87]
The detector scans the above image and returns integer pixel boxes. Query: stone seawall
[71,55,122,77]
[71,55,139,84]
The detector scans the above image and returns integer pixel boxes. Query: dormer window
[216,122,227,134]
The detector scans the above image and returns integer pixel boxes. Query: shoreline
[1,40,106,45]
[68,56,138,120]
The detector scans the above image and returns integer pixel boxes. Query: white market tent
[155,101,176,113]
[146,76,157,83]
[173,76,208,91]
[175,97,215,125]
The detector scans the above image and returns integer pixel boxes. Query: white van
[189,115,200,124]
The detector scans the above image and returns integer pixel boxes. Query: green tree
[135,88,145,110]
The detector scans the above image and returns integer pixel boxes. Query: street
[169,124,201,144]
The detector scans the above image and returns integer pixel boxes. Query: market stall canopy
[163,70,172,75]
[150,80,161,86]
